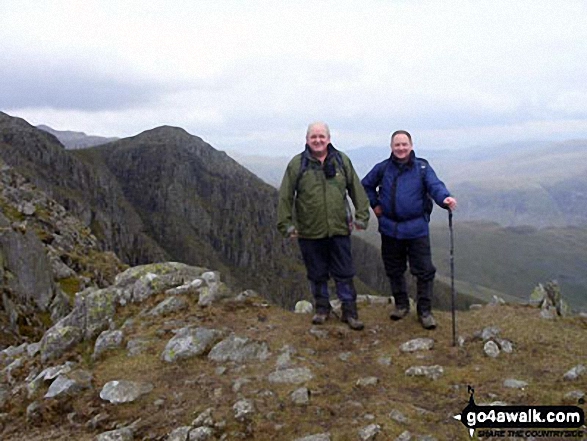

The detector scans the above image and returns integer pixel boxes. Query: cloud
[2,0,587,154]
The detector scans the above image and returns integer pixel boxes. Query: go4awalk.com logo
[453,387,585,438]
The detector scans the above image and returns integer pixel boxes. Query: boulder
[99,380,154,404]
[162,327,222,363]
[208,335,269,363]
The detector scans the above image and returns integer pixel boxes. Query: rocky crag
[0,261,585,440]
[0,157,126,347]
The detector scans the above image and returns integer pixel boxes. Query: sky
[2,0,587,156]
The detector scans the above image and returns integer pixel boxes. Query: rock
[165,278,203,296]
[378,356,392,366]
[563,365,586,381]
[268,367,313,384]
[405,365,444,381]
[477,326,500,341]
[208,335,269,363]
[483,341,500,358]
[232,378,251,393]
[93,330,124,359]
[44,370,93,398]
[358,424,380,440]
[276,351,293,370]
[189,426,214,441]
[162,327,222,362]
[26,400,42,424]
[0,386,8,409]
[339,352,352,361]
[294,434,331,441]
[469,304,483,310]
[27,362,76,397]
[540,307,556,319]
[291,387,310,405]
[114,262,208,302]
[490,295,506,305]
[40,323,83,363]
[96,427,134,441]
[495,338,513,353]
[417,436,437,441]
[99,380,154,404]
[67,286,120,340]
[389,409,409,424]
[26,342,41,358]
[396,431,412,441]
[126,338,152,357]
[192,407,215,427]
[563,390,585,403]
[503,379,528,389]
[356,377,379,387]
[309,328,329,339]
[198,282,232,307]
[294,300,313,314]
[149,296,188,316]
[400,338,434,353]
[233,399,255,422]
[167,426,192,441]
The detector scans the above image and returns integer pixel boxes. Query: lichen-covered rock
[93,330,124,359]
[167,426,192,441]
[96,427,134,441]
[358,424,381,441]
[268,367,314,384]
[233,399,255,422]
[189,426,214,441]
[115,262,208,303]
[291,387,310,405]
[208,335,269,363]
[400,338,434,353]
[197,281,232,307]
[405,365,444,380]
[148,296,188,316]
[99,380,154,404]
[40,323,83,363]
[162,327,223,363]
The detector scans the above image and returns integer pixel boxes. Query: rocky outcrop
[0,157,125,346]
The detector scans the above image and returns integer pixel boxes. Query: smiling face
[306,123,330,159]
[391,133,413,162]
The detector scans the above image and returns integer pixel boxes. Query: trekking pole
[449,209,456,346]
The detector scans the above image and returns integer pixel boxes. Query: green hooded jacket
[277,145,370,239]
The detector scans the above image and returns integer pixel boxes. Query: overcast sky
[2,0,587,155]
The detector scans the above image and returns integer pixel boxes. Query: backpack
[375,157,434,219]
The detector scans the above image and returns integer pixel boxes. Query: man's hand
[373,205,383,218]
[443,197,457,211]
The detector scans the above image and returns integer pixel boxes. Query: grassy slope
[3,291,586,440]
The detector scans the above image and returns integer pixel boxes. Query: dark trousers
[298,235,356,307]
[381,234,436,315]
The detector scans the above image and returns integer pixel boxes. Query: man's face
[306,125,330,157]
[391,134,413,161]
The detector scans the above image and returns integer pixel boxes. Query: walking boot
[419,313,437,330]
[417,279,436,329]
[311,282,331,325]
[389,276,410,321]
[341,302,364,331]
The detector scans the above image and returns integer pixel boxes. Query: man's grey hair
[306,121,330,138]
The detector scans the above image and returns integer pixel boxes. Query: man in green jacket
[277,122,370,330]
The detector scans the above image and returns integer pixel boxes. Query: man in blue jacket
[361,130,457,329]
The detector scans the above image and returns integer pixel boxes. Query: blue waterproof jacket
[361,151,451,239]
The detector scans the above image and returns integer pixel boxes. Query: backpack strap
[294,150,350,194]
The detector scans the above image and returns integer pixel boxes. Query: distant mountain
[37,124,118,149]
[1,112,408,310]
